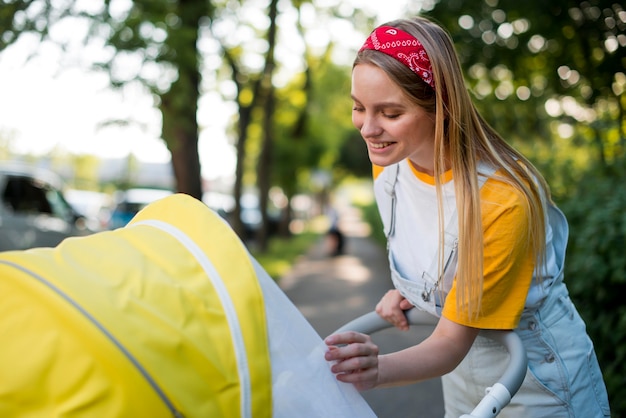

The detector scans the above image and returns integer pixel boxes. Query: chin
[368,153,402,167]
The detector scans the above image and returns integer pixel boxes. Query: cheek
[351,112,363,130]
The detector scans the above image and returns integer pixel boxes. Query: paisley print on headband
[359,26,434,88]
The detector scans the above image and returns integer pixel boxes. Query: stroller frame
[335,309,528,418]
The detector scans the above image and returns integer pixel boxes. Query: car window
[46,187,75,220]
[3,176,52,214]
[2,175,73,220]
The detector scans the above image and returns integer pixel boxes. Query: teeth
[370,142,392,149]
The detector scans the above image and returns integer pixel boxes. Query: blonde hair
[356,16,551,319]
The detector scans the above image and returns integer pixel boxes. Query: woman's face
[351,63,436,173]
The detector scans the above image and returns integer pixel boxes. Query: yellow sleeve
[442,176,535,329]
[372,164,384,180]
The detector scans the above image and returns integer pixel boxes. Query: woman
[324,16,610,417]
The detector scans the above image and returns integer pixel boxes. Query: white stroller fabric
[252,257,377,417]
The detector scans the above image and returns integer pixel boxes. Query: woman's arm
[324,316,480,390]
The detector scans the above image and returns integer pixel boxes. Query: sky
[0,36,236,179]
[0,0,417,180]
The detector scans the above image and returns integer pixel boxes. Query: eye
[352,105,364,112]
[382,112,400,119]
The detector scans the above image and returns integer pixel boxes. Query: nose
[356,113,383,138]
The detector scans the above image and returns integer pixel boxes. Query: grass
[250,194,385,282]
[251,216,326,281]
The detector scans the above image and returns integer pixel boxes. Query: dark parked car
[0,162,92,251]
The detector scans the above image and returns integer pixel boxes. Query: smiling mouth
[369,142,394,149]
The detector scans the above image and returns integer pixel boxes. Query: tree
[1,0,212,199]
[270,9,362,238]
[207,0,281,243]
[427,0,625,173]
[0,0,378,248]
[210,0,375,247]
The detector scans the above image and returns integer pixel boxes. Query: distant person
[326,206,344,256]
[324,16,610,417]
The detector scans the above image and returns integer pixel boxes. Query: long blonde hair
[356,16,551,319]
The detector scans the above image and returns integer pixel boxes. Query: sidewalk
[279,206,445,418]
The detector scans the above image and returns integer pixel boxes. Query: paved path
[279,206,445,418]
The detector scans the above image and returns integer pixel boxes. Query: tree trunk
[169,124,202,198]
[222,45,263,239]
[159,0,208,200]
[231,109,248,238]
[255,0,279,252]
[257,84,275,251]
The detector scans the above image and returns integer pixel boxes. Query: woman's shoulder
[481,169,530,223]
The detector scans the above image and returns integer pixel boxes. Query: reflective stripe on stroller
[0,194,375,418]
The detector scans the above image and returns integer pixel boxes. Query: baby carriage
[0,194,526,417]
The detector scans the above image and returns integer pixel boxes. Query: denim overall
[379,163,610,417]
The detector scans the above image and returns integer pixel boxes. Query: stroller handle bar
[333,309,528,418]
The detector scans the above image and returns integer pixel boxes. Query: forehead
[351,64,410,105]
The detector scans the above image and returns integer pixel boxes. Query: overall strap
[477,162,497,188]
[383,163,400,239]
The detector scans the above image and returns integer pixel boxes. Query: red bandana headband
[359,26,434,88]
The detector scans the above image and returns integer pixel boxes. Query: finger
[334,366,378,388]
[399,298,414,310]
[325,339,379,362]
[376,302,395,320]
[324,331,368,347]
[392,310,409,330]
[329,350,378,374]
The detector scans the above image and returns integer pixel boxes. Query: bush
[559,161,626,417]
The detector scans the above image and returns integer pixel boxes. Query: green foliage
[354,199,386,248]
[272,58,355,197]
[336,131,372,178]
[252,231,321,280]
[560,159,626,416]
[0,1,55,51]
[427,0,625,167]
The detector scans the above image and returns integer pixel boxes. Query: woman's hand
[324,331,380,391]
[375,289,414,331]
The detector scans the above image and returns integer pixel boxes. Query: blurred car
[65,189,113,232]
[203,191,281,239]
[0,162,93,251]
[107,188,173,229]
[202,191,235,219]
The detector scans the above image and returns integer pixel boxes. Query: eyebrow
[351,96,406,110]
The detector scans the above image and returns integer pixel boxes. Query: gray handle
[334,309,528,418]
[334,309,437,334]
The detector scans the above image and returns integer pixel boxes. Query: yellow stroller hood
[0,194,375,417]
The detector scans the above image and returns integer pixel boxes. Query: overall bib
[379,163,610,418]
